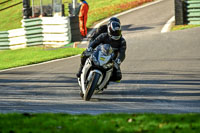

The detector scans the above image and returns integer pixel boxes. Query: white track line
[0,54,81,72]
[1,0,164,72]
[161,16,175,33]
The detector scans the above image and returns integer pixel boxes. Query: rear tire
[84,72,101,101]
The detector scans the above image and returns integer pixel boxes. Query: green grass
[0,0,153,31]
[0,46,85,70]
[0,0,23,31]
[0,0,153,70]
[86,0,153,27]
[0,0,21,11]
[172,24,200,31]
[0,113,199,133]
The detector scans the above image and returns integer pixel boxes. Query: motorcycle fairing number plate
[100,57,105,61]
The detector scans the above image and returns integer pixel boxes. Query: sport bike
[78,44,118,101]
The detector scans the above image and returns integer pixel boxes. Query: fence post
[73,0,77,16]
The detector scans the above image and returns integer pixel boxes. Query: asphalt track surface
[0,0,200,114]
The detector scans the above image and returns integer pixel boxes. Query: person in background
[79,0,89,38]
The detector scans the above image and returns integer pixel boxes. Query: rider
[89,17,121,42]
[76,20,126,83]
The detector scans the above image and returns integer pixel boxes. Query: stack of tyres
[23,0,32,19]
[69,16,81,42]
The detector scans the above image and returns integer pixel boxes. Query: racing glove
[85,47,93,56]
[115,58,121,65]
[114,58,121,69]
[87,47,93,52]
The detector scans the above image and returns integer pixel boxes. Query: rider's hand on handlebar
[114,59,121,69]
[115,58,121,65]
[87,47,93,52]
[85,47,93,56]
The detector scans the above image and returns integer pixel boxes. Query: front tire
[84,72,101,101]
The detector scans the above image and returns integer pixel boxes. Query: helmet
[108,21,122,40]
[108,17,120,24]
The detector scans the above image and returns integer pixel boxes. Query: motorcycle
[78,44,118,101]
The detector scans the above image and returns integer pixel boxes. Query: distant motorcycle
[78,44,118,101]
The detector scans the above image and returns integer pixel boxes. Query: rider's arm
[117,38,127,63]
[88,33,107,49]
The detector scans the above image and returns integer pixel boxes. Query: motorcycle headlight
[103,62,113,69]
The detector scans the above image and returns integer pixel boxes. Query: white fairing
[81,59,92,94]
[98,69,112,90]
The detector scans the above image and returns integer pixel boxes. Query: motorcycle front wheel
[84,72,101,101]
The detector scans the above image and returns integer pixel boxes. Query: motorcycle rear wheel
[84,72,101,101]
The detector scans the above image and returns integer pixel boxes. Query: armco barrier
[22,17,72,48]
[0,16,72,50]
[0,31,9,50]
[187,0,200,24]
[0,29,26,50]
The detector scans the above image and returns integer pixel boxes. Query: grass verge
[0,0,153,31]
[0,0,23,31]
[86,0,153,27]
[171,24,200,31]
[0,46,85,70]
[0,113,199,133]
[0,0,153,70]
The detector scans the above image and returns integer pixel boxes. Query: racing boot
[115,80,121,83]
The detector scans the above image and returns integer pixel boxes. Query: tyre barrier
[69,16,81,42]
